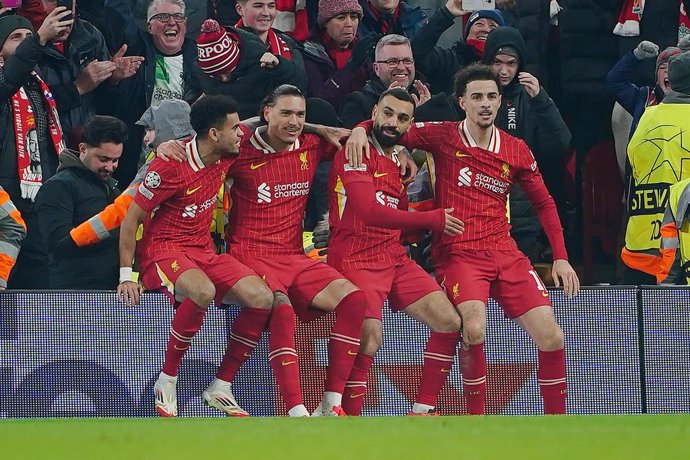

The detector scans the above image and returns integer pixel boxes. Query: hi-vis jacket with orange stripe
[0,186,26,288]
[658,178,690,285]
[622,92,690,276]
[69,158,226,248]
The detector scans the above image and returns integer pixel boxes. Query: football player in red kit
[347,64,579,415]
[329,88,465,416]
[117,95,274,418]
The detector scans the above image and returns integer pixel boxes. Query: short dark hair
[82,116,129,147]
[453,63,502,97]
[260,84,305,122]
[190,95,240,138]
[378,87,416,111]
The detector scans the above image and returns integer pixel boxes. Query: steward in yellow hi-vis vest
[622,77,690,278]
[658,178,690,284]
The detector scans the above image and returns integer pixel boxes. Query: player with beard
[329,88,465,416]
[117,95,274,418]
[347,64,579,415]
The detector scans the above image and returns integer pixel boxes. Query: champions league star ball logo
[145,171,161,189]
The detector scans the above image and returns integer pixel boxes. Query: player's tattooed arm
[304,123,352,149]
[397,147,418,184]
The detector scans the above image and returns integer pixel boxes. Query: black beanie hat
[0,15,34,49]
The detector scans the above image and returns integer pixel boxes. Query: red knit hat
[317,0,363,27]
[196,19,241,76]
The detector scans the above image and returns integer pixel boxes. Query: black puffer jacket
[483,27,571,257]
[184,27,299,119]
[411,6,480,94]
[559,0,620,153]
[35,150,120,289]
[38,19,114,148]
[341,74,428,128]
[505,0,551,84]
[0,35,61,288]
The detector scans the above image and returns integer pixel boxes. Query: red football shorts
[140,250,257,306]
[343,258,443,320]
[435,249,551,318]
[235,254,345,320]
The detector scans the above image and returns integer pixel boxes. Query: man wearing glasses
[102,0,199,187]
[341,34,430,128]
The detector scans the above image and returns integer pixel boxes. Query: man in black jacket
[102,0,198,187]
[0,9,72,288]
[482,26,570,261]
[35,116,128,289]
[341,33,429,128]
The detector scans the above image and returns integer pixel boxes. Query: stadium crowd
[0,0,689,416]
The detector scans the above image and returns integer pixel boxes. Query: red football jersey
[134,139,234,263]
[328,136,408,271]
[225,126,335,256]
[399,120,567,260]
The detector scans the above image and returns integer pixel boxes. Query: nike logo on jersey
[250,161,268,170]
[455,151,471,158]
[173,345,189,351]
[185,185,202,195]
[243,352,252,357]
[347,350,358,356]
[373,172,388,178]
[349,392,366,399]
[441,368,451,373]
[281,360,297,366]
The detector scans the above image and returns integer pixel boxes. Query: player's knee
[189,281,216,307]
[272,291,291,308]
[429,307,462,333]
[360,326,382,355]
[538,326,565,352]
[247,284,274,309]
[463,320,486,345]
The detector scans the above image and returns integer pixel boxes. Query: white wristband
[119,267,133,284]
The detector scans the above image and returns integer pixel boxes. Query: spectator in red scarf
[412,1,504,94]
[301,0,377,113]
[234,0,308,91]
[357,0,426,40]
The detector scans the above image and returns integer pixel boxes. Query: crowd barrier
[0,287,688,417]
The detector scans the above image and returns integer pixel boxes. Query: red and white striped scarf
[12,73,64,201]
[236,19,293,58]
[273,0,309,42]
[614,0,690,42]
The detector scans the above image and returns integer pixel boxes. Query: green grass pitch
[1,415,688,459]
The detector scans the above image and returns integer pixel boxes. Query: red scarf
[466,38,485,56]
[321,31,353,69]
[366,1,400,34]
[12,73,64,201]
[274,0,309,42]
[236,19,292,58]
[614,0,690,41]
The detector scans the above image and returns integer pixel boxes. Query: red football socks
[461,343,487,415]
[324,290,366,393]
[341,352,375,416]
[268,303,302,410]
[162,298,207,376]
[415,331,460,406]
[216,306,271,382]
[538,348,567,414]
